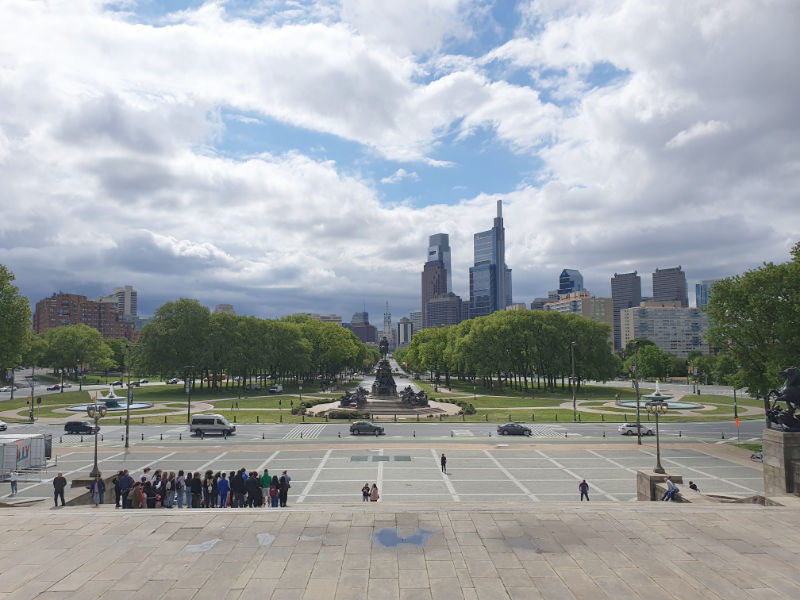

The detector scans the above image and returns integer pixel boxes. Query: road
[1,419,766,443]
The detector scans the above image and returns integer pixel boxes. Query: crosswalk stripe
[283,424,326,439]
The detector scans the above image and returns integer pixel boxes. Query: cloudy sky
[1,0,798,323]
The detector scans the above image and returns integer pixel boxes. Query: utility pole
[570,341,577,422]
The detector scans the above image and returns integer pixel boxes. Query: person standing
[190,472,203,508]
[53,472,67,507]
[119,470,133,509]
[217,472,230,508]
[269,476,279,507]
[9,470,18,496]
[231,470,245,508]
[370,483,379,502]
[278,474,289,507]
[362,483,370,502]
[176,470,186,508]
[260,469,271,503]
[89,474,105,506]
[112,471,122,508]
[440,453,447,474]
[579,480,589,501]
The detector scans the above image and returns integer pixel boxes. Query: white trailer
[0,434,51,479]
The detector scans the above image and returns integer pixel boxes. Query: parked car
[46,384,61,391]
[61,383,72,388]
[167,378,179,384]
[618,422,655,436]
[497,423,532,436]
[110,380,122,386]
[0,419,7,431]
[349,421,384,436]
[268,384,284,393]
[129,381,140,387]
[64,421,98,435]
[190,414,236,436]
[0,386,14,392]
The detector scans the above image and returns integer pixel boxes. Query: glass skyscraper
[469,200,512,318]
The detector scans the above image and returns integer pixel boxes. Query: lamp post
[86,401,107,478]
[124,344,131,449]
[645,400,667,474]
[299,383,303,405]
[570,341,577,422]
[633,343,642,446]
[184,365,194,425]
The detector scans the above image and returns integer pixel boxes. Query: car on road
[129,381,140,387]
[110,380,123,386]
[46,384,61,391]
[618,422,655,436]
[0,386,15,392]
[64,421,99,435]
[61,383,72,388]
[268,384,284,393]
[167,378,179,384]
[497,423,532,436]
[0,419,7,431]
[246,383,262,391]
[139,379,148,384]
[190,414,236,436]
[349,421,384,436]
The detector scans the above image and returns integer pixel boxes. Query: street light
[125,344,131,449]
[645,400,668,474]
[299,383,303,405]
[184,365,194,425]
[86,401,107,477]
[633,342,642,446]
[570,341,577,422]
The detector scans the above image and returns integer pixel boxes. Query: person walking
[89,474,105,506]
[53,472,67,508]
[579,480,589,501]
[119,470,133,508]
[370,483,379,502]
[362,483,370,502]
[9,470,18,496]
[440,453,447,474]
[217,472,230,508]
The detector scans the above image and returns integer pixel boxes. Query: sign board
[693,367,699,375]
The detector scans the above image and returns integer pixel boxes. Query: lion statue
[767,367,800,431]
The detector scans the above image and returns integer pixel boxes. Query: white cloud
[665,120,731,149]
[381,168,419,184]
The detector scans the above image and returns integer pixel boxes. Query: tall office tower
[409,310,422,334]
[469,200,512,318]
[611,271,642,351]
[425,293,463,328]
[421,259,447,329]
[383,302,393,349]
[98,285,138,320]
[695,279,719,308]
[652,266,688,307]
[558,269,584,296]
[396,317,413,348]
[427,233,452,294]
[349,312,377,344]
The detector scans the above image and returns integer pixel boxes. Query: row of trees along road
[133,299,379,389]
[395,309,618,391]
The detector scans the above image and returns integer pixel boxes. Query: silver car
[618,422,655,436]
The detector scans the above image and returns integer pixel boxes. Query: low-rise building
[34,293,137,340]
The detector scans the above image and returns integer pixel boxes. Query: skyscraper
[396,317,413,348]
[425,293,462,328]
[558,269,584,296]
[421,259,447,329]
[97,285,138,320]
[653,266,688,307]
[611,271,642,351]
[695,279,719,308]
[469,200,512,318]
[427,233,452,294]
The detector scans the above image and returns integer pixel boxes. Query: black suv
[497,423,532,436]
[64,421,98,435]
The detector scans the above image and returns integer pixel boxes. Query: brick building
[34,293,137,340]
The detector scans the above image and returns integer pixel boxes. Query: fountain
[68,385,153,412]
[616,380,703,410]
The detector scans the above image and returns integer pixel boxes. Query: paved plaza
[2,500,800,600]
[7,441,764,504]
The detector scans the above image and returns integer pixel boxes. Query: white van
[190,413,236,436]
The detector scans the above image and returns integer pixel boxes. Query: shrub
[327,409,370,419]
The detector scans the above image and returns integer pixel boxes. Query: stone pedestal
[763,428,800,496]
[637,471,683,501]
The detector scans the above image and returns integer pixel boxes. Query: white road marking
[15,451,127,494]
[430,448,459,502]
[586,449,638,474]
[257,450,280,473]
[296,448,332,503]
[535,449,618,501]
[198,452,228,471]
[482,450,539,501]
[284,424,326,439]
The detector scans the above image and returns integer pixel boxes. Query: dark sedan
[497,423,532,436]
[349,421,384,436]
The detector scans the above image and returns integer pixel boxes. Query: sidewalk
[1,501,798,600]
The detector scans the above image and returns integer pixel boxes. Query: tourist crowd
[110,467,292,509]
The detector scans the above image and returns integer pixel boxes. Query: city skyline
[1,1,798,321]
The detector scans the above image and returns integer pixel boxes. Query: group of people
[108,467,293,509]
[361,483,379,501]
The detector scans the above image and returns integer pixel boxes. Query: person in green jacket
[260,469,271,504]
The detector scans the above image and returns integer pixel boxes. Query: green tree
[0,265,32,376]
[706,242,800,408]
[42,324,113,382]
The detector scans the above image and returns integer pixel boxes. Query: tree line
[395,309,618,391]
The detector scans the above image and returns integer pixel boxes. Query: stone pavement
[1,501,800,600]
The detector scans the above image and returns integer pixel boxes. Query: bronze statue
[379,336,389,358]
[767,367,800,431]
[371,358,397,397]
